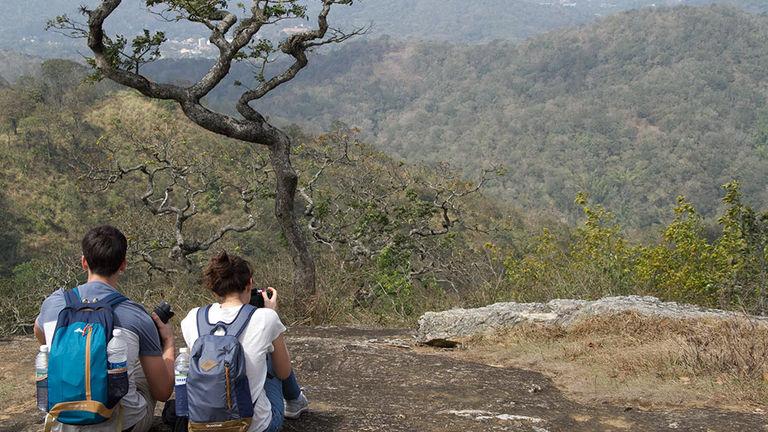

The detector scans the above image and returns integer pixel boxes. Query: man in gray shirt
[34,225,175,431]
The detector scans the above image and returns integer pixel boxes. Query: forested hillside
[144,6,768,228]
[9,6,765,227]
[2,35,768,333]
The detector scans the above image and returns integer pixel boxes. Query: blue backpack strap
[196,305,215,336]
[196,304,256,337]
[225,304,257,338]
[63,288,81,307]
[100,292,128,309]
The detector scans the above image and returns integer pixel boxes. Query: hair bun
[204,250,253,297]
[217,251,230,263]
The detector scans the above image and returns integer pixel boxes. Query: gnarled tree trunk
[270,133,317,304]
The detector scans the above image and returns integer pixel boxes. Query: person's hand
[151,312,175,348]
[262,287,278,311]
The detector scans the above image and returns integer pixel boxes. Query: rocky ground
[2,325,766,432]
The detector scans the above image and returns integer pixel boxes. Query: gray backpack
[187,304,256,432]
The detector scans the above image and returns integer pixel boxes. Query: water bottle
[35,345,49,412]
[107,329,128,370]
[175,347,190,417]
[107,329,129,408]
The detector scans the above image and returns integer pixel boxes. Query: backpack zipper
[224,362,232,410]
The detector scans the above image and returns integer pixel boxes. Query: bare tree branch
[237,1,369,119]
[295,129,502,287]
[77,118,268,272]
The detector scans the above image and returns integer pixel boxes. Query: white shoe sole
[284,405,309,419]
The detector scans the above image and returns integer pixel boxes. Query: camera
[249,289,272,309]
[153,301,175,324]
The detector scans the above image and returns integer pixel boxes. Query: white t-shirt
[180,304,286,432]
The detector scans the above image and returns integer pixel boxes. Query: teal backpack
[46,288,129,427]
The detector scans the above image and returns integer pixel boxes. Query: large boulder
[415,295,755,345]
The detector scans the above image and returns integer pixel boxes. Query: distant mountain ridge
[1,0,766,57]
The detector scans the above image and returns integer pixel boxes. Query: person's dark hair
[81,225,128,276]
[204,251,253,297]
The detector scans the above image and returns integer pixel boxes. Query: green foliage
[634,182,768,308]
[234,39,276,83]
[571,192,632,286]
[146,0,230,21]
[505,228,567,296]
[373,240,414,317]
[715,181,768,309]
[0,193,22,276]
[635,197,724,304]
[46,13,165,79]
[507,182,768,312]
[93,29,167,76]
[506,192,635,300]
[262,0,307,20]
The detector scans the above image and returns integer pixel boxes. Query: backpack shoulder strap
[225,304,257,338]
[196,304,257,338]
[196,305,215,336]
[63,288,81,307]
[100,292,128,309]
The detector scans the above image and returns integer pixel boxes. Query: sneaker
[284,391,309,419]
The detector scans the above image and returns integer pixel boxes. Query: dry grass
[444,312,768,411]
[0,337,38,422]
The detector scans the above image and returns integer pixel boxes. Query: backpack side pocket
[106,367,128,409]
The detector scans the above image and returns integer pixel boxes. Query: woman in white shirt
[180,251,309,432]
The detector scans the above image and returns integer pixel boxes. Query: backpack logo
[200,359,218,372]
[74,324,93,336]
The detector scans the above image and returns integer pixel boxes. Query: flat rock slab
[415,296,766,345]
[2,327,766,432]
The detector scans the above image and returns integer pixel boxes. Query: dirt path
[2,327,766,432]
